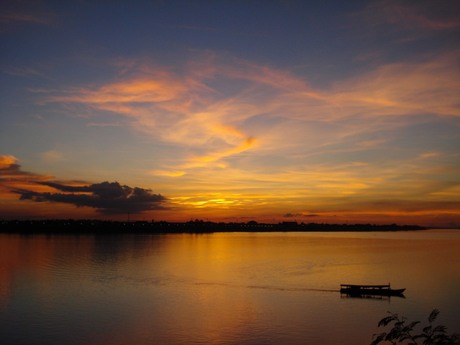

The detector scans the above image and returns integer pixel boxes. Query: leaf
[409,321,421,329]
[387,328,402,341]
[395,320,405,328]
[378,315,397,327]
[372,309,460,345]
[428,309,439,323]
[433,325,447,334]
[370,333,386,345]
[423,325,432,334]
[402,321,419,334]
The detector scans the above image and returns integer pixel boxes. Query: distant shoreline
[0,219,428,234]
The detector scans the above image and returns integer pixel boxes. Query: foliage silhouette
[371,309,460,345]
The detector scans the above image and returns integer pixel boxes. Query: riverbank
[0,219,427,234]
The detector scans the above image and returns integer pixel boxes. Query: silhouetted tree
[371,309,460,345]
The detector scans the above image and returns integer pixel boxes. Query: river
[1,229,459,344]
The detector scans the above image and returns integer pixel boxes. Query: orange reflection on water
[1,231,459,345]
[0,235,95,307]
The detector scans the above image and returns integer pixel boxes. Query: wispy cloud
[0,12,54,26]
[328,52,460,118]
[372,0,460,31]
[2,66,47,78]
[33,49,460,223]
[42,51,460,176]
[356,0,460,35]
[40,150,64,163]
[150,170,186,178]
[0,1,57,31]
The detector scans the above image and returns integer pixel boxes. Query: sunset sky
[1,0,459,226]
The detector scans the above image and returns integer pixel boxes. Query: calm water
[1,230,459,345]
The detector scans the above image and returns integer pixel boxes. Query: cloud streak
[369,0,460,31]
[40,50,460,178]
[33,48,460,223]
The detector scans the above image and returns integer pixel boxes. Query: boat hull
[340,284,405,296]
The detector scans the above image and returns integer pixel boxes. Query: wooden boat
[340,284,405,296]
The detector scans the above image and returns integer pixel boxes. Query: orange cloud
[185,137,255,168]
[0,155,53,184]
[329,53,460,118]
[0,155,17,169]
[150,170,186,177]
[48,78,186,108]
[44,63,262,171]
[39,52,459,219]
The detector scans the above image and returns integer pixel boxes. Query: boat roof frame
[340,284,391,288]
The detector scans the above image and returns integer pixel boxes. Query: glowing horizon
[1,1,459,227]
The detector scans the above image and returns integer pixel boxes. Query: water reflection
[340,293,406,301]
[0,230,459,345]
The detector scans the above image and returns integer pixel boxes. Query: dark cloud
[14,181,166,215]
[283,212,319,218]
[0,162,20,172]
[283,213,296,218]
[1,155,166,215]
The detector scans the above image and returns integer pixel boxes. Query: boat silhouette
[340,284,405,297]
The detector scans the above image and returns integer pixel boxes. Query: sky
[1,0,459,226]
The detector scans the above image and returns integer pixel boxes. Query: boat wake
[193,281,339,293]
